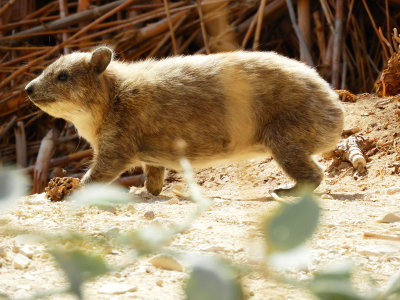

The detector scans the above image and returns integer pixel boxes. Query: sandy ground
[1,94,400,299]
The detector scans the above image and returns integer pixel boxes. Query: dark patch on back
[130,88,139,95]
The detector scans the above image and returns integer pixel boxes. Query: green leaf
[70,184,132,211]
[119,225,172,255]
[381,272,400,298]
[263,192,320,253]
[179,158,211,210]
[185,257,244,300]
[0,293,11,300]
[50,249,110,299]
[308,263,367,300]
[0,168,28,210]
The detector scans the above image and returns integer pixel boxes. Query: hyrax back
[26,47,343,197]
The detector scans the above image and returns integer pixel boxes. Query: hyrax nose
[25,83,34,95]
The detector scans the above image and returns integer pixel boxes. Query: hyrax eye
[57,72,68,81]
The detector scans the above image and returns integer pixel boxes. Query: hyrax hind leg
[144,165,165,196]
[270,144,323,197]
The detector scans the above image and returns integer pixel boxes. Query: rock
[0,247,6,258]
[13,253,30,269]
[23,195,46,205]
[167,198,179,205]
[144,211,155,220]
[156,279,163,287]
[199,244,225,252]
[357,244,398,256]
[378,213,400,223]
[151,217,175,228]
[321,194,333,200]
[172,184,188,198]
[15,246,34,258]
[387,187,400,195]
[99,283,137,294]
[149,254,183,272]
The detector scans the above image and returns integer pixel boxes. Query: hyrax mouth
[30,98,56,105]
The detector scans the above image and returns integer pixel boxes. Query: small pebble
[387,187,400,195]
[156,279,163,287]
[172,184,189,198]
[15,246,34,258]
[13,253,30,269]
[0,247,6,258]
[144,211,155,220]
[321,194,333,200]
[378,213,400,223]
[167,198,179,205]
[149,254,183,272]
[357,244,398,256]
[99,283,137,295]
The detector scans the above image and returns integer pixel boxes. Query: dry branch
[331,0,343,89]
[285,0,314,67]
[375,51,400,97]
[297,0,311,62]
[0,114,16,140]
[33,129,57,194]
[6,1,125,41]
[331,136,369,172]
[14,121,26,168]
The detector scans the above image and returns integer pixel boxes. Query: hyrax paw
[271,183,317,200]
[145,181,163,196]
[45,177,81,202]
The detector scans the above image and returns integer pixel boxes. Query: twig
[0,0,136,89]
[392,28,399,51]
[24,149,93,174]
[297,0,311,62]
[196,0,210,54]
[253,0,267,50]
[7,0,126,40]
[241,14,257,49]
[148,12,187,57]
[285,0,314,67]
[312,11,325,61]
[318,0,334,33]
[58,0,70,55]
[361,0,389,62]
[163,0,178,55]
[14,121,27,168]
[33,129,57,194]
[0,0,17,18]
[0,115,17,140]
[331,0,343,89]
[364,232,400,242]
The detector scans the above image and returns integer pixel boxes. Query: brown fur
[25,47,344,196]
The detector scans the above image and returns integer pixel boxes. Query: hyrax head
[25,47,113,120]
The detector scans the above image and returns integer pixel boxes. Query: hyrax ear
[90,47,113,74]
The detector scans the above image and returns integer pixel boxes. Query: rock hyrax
[25,47,343,197]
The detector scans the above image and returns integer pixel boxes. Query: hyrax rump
[25,47,343,197]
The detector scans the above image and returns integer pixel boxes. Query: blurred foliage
[185,256,244,300]
[2,165,400,300]
[50,249,110,299]
[263,192,320,253]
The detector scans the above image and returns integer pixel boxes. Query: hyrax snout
[26,47,343,197]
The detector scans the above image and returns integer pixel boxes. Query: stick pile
[0,0,399,192]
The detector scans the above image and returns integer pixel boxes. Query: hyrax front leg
[144,165,165,196]
[271,147,323,197]
[81,151,130,185]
